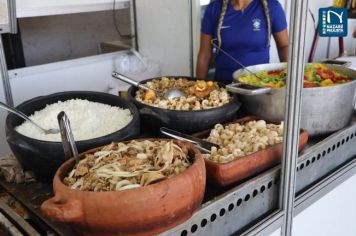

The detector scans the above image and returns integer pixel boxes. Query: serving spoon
[112,72,186,99]
[160,127,219,154]
[210,39,263,80]
[57,111,80,164]
[0,101,59,135]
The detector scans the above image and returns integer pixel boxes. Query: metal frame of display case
[1,0,356,235]
[1,0,17,106]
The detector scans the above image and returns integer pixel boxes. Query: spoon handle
[211,39,263,80]
[160,127,219,154]
[0,100,46,132]
[57,112,79,164]
[112,71,139,86]
[112,71,158,94]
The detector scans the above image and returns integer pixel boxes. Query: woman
[196,0,289,84]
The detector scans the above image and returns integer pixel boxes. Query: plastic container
[108,50,161,95]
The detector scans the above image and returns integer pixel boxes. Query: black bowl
[6,91,140,181]
[128,77,241,134]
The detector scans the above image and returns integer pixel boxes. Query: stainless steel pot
[227,63,356,136]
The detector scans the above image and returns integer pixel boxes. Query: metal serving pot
[127,77,241,134]
[6,91,140,181]
[227,63,356,136]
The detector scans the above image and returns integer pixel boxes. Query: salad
[237,64,352,88]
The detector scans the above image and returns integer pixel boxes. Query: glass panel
[0,0,9,30]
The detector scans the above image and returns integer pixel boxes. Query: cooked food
[135,77,231,110]
[237,64,352,88]
[64,140,192,191]
[204,120,284,163]
[15,99,132,142]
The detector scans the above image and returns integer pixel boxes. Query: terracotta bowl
[41,140,206,236]
[194,116,309,186]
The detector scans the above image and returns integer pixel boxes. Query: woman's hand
[273,29,289,62]
[196,33,213,79]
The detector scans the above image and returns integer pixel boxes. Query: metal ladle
[0,101,60,135]
[57,111,80,165]
[211,39,263,80]
[112,72,186,99]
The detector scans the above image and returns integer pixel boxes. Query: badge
[252,18,261,31]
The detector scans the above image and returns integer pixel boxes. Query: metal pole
[188,0,194,77]
[0,37,13,106]
[129,0,137,50]
[0,0,16,106]
[8,0,17,34]
[279,0,309,235]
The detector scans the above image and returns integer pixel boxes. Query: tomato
[316,69,334,80]
[267,69,283,76]
[332,76,348,82]
[304,82,317,88]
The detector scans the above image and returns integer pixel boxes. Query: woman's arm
[196,33,213,79]
[273,29,289,62]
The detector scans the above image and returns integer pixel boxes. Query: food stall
[0,0,355,235]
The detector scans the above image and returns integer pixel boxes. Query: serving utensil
[57,111,79,164]
[211,39,263,80]
[112,72,186,99]
[160,127,219,154]
[0,101,60,135]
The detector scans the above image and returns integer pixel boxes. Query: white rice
[15,99,133,142]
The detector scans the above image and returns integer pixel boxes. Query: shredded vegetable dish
[204,120,284,164]
[135,77,231,110]
[237,64,352,88]
[64,140,192,191]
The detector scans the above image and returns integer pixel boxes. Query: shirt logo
[252,18,261,31]
[318,8,347,37]
[221,25,231,29]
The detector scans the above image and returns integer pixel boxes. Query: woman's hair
[216,0,271,49]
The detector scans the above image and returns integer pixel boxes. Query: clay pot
[204,130,308,186]
[41,140,206,236]
[194,116,309,186]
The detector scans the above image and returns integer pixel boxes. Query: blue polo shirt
[201,0,287,83]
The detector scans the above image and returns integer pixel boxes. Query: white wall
[19,9,131,66]
[269,174,356,236]
[136,0,192,76]
[293,174,356,236]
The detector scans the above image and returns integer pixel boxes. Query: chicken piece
[144,90,156,101]
[140,172,166,186]
[75,163,89,177]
